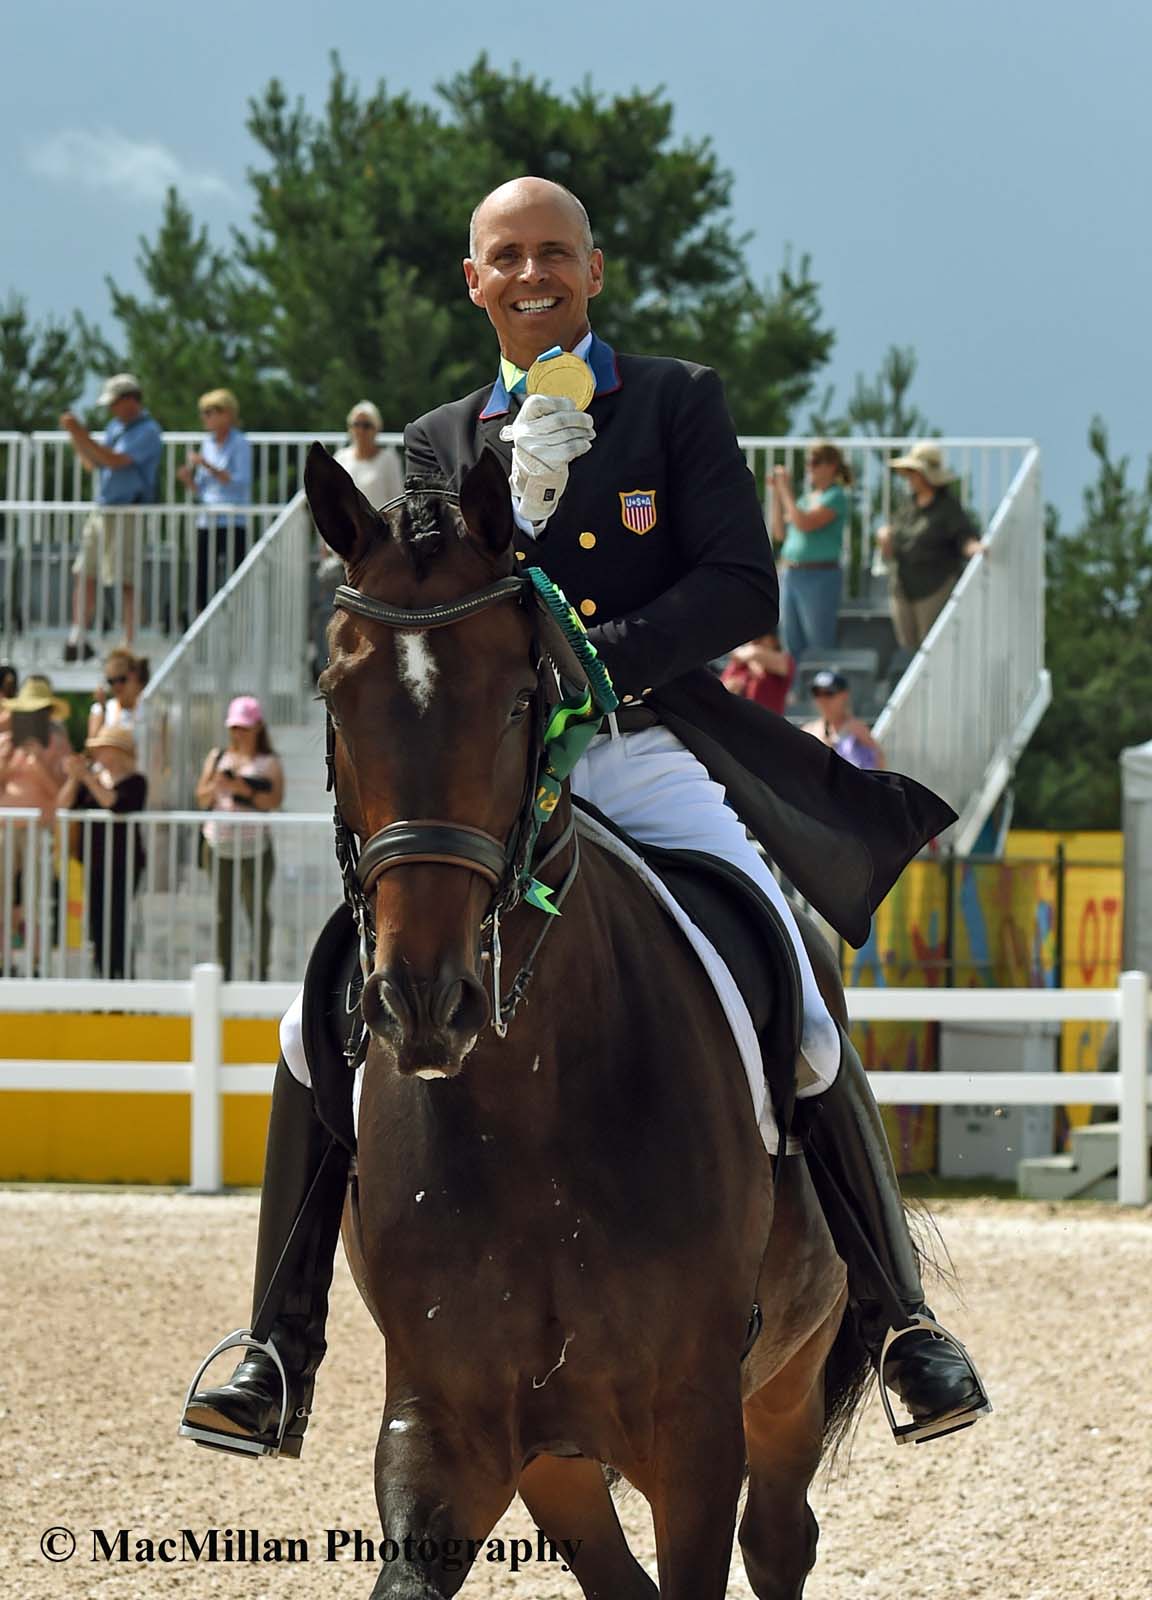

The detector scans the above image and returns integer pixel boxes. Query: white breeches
[281,723,842,1094]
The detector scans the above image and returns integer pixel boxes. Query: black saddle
[300,806,803,1152]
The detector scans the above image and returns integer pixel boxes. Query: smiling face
[464,178,604,368]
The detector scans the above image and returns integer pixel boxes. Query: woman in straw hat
[57,724,148,979]
[0,676,73,822]
[877,443,986,651]
[0,675,73,969]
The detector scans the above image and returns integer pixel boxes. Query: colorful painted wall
[844,831,1123,1172]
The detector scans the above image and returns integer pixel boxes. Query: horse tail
[821,1196,954,1462]
[820,1299,872,1461]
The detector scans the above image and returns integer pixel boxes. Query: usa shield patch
[619,490,657,535]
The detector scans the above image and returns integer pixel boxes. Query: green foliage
[810,344,935,438]
[83,191,296,431]
[1014,419,1152,828]
[103,55,833,434]
[0,294,89,430]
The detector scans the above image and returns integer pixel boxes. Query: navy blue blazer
[404,337,955,946]
[403,333,777,699]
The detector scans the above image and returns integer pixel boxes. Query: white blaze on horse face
[396,630,438,714]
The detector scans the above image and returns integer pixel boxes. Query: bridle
[324,489,590,1048]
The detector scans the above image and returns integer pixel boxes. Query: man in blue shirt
[60,373,163,657]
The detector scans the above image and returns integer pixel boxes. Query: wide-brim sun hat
[86,726,137,759]
[888,442,957,487]
[2,674,70,722]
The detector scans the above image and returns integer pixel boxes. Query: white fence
[0,971,1146,1201]
[872,444,1050,850]
[135,494,315,809]
[0,500,282,664]
[0,808,339,983]
[21,430,404,510]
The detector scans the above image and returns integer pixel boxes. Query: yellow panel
[1004,830,1123,863]
[0,1013,280,1184]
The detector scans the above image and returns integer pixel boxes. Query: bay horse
[306,442,868,1600]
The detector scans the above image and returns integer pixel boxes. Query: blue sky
[3,0,1149,520]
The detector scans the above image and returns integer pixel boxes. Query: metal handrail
[872,445,1049,851]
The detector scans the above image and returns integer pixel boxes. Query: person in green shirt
[877,443,986,649]
[770,441,852,658]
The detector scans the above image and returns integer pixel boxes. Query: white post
[1117,970,1150,1207]
[190,963,223,1193]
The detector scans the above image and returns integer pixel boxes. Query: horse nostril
[441,973,490,1038]
[362,972,412,1036]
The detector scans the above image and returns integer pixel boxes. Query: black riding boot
[180,1058,348,1459]
[796,1030,991,1445]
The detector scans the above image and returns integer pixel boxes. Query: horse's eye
[510,689,535,723]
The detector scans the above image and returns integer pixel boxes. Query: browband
[334,576,528,632]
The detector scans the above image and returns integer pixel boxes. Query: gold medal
[525,351,596,411]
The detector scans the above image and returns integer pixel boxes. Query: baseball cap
[98,373,143,406]
[225,694,264,729]
[810,670,848,695]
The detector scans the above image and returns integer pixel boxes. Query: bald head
[468,177,594,260]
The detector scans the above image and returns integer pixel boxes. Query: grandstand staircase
[1017,1121,1152,1202]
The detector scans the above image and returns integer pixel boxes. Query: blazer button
[579,599,597,617]
[622,694,636,704]
[579,531,597,549]
[515,550,526,561]
[641,686,653,696]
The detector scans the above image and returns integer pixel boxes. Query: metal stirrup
[178,1331,295,1458]
[878,1313,993,1446]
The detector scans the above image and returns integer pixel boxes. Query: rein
[325,493,607,1043]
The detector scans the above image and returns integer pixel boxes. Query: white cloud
[27,129,236,205]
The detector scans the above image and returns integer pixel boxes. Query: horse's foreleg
[368,1400,516,1600]
[518,1455,659,1600]
[738,1294,846,1600]
[633,1384,746,1600]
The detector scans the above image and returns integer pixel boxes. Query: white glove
[500,393,595,525]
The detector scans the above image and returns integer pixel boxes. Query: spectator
[333,401,403,507]
[196,696,284,980]
[0,675,72,968]
[87,648,149,742]
[876,443,986,651]
[57,726,147,980]
[177,388,253,615]
[770,442,853,659]
[61,373,163,658]
[0,665,17,732]
[310,404,403,676]
[802,669,885,770]
[720,631,796,715]
[0,675,73,821]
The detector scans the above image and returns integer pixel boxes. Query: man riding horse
[181,177,988,1460]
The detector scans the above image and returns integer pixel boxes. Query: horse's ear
[304,441,385,564]
[459,447,515,557]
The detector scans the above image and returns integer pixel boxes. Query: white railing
[135,493,314,810]
[0,971,1145,1199]
[871,445,1050,850]
[0,809,340,982]
[22,430,405,509]
[0,501,281,665]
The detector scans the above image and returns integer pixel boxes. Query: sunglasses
[350,419,376,430]
[811,687,845,698]
[200,405,224,416]
[106,675,128,687]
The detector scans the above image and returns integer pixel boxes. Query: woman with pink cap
[196,695,284,980]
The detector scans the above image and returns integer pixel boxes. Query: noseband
[325,494,590,1044]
